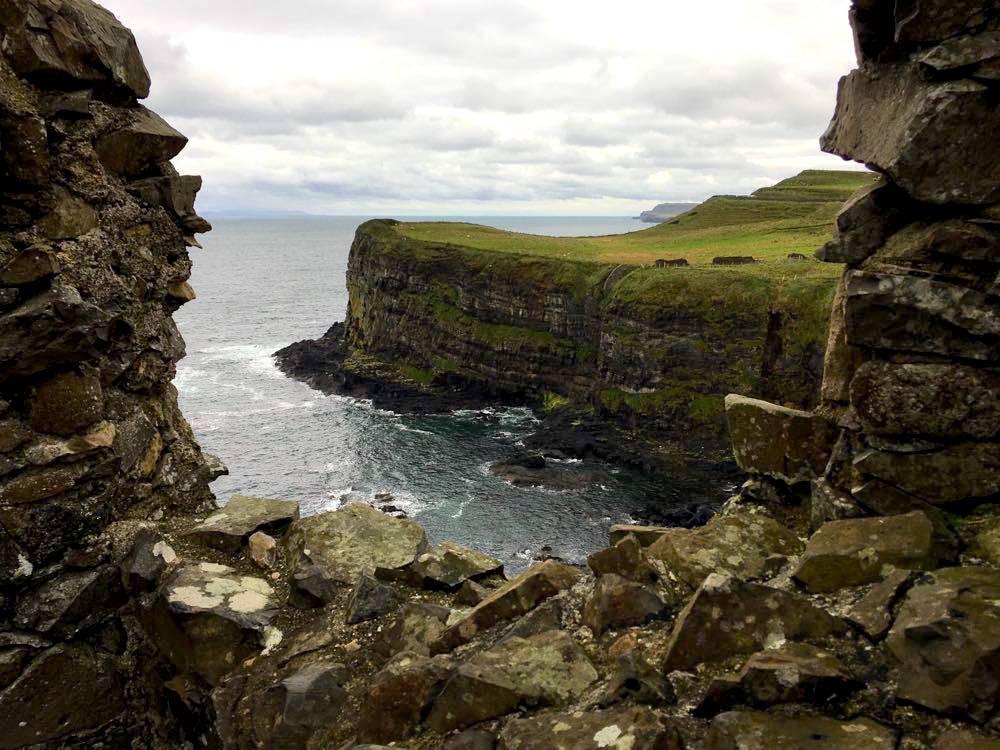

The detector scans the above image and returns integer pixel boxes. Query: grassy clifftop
[397,169,876,267]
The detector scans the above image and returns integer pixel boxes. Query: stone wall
[0,1,220,745]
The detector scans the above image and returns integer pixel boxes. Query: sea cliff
[278,212,840,466]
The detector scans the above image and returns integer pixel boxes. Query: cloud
[99,0,865,215]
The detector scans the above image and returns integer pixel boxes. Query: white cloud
[99,0,864,215]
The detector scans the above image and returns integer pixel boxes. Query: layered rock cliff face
[0,1,219,745]
[279,219,832,465]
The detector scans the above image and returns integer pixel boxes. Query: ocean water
[174,216,727,571]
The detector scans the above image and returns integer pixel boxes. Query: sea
[173,215,729,571]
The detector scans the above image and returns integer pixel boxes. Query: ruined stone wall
[0,1,221,745]
[728,0,1000,520]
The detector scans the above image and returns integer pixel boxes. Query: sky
[100,0,864,216]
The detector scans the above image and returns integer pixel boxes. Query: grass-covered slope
[397,169,876,267]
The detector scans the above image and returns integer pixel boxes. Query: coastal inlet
[174,216,729,571]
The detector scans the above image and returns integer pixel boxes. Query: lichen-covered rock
[426,630,597,733]
[582,574,667,635]
[433,560,580,652]
[247,531,277,568]
[853,444,1000,505]
[933,728,1000,750]
[886,566,1000,722]
[707,711,896,750]
[184,494,300,553]
[663,574,847,672]
[809,477,864,531]
[822,63,1000,205]
[697,643,857,715]
[150,562,278,685]
[816,179,902,265]
[972,519,1000,566]
[378,602,451,658]
[725,395,838,483]
[357,652,454,743]
[646,512,803,589]
[120,527,176,591]
[588,532,658,583]
[285,503,427,585]
[498,706,683,750]
[608,524,671,547]
[793,512,936,593]
[407,541,503,589]
[852,361,1000,440]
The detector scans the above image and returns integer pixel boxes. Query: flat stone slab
[647,512,803,589]
[433,559,580,652]
[286,503,427,584]
[499,706,682,750]
[725,395,838,483]
[663,574,847,672]
[887,566,1000,722]
[845,568,916,638]
[426,630,597,733]
[582,574,667,635]
[707,711,896,750]
[408,541,503,589]
[793,511,936,593]
[184,495,300,553]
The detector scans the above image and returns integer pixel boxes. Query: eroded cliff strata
[277,218,833,471]
[2,1,1000,749]
[0,0,221,745]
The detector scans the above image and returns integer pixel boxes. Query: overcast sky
[100,0,863,216]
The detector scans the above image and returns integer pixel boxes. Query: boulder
[120,527,176,592]
[724,395,838,483]
[608,524,671,547]
[646,512,803,589]
[127,175,202,219]
[285,503,427,585]
[588,533,657,584]
[184,495,300,553]
[150,562,278,685]
[697,642,857,715]
[29,367,103,437]
[247,531,277,568]
[260,665,349,748]
[853,444,1000,504]
[601,650,676,707]
[793,512,935,593]
[95,106,188,178]
[357,652,454,743]
[378,602,451,658]
[446,729,498,750]
[809,478,864,531]
[582,574,667,635]
[433,560,580,652]
[886,566,1000,722]
[346,573,399,625]
[0,645,126,748]
[407,541,503,589]
[426,630,597,733]
[1,0,151,97]
[288,560,338,608]
[707,711,896,750]
[14,564,124,638]
[846,568,916,639]
[498,706,683,750]
[457,579,490,606]
[877,219,1000,264]
[821,63,1000,205]
[663,574,847,672]
[852,361,1000,440]
[500,599,564,643]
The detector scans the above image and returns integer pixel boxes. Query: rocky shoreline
[0,0,998,748]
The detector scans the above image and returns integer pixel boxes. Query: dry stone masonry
[1,0,999,749]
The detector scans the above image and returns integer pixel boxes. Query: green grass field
[396,169,876,269]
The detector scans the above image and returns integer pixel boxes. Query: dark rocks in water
[488,454,612,491]
[712,256,756,265]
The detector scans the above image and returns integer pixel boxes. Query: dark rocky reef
[0,0,219,745]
